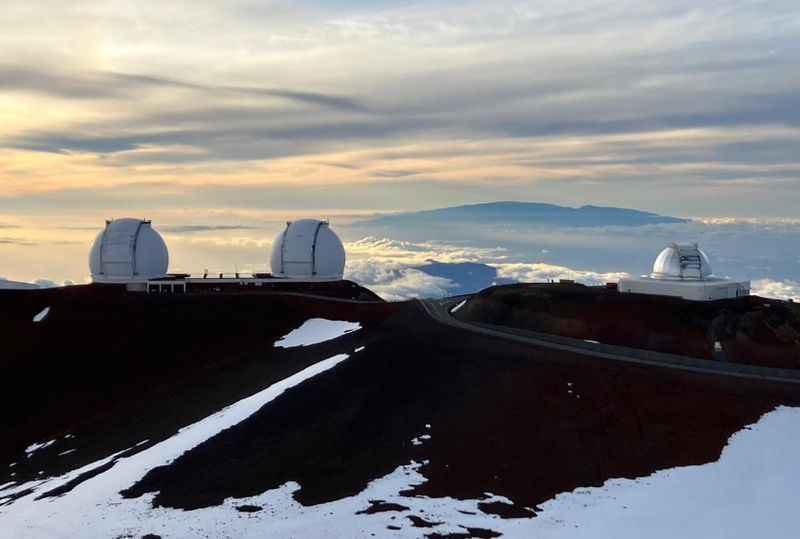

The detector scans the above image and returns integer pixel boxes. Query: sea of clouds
[343,237,632,301]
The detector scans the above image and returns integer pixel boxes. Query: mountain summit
[363,201,687,227]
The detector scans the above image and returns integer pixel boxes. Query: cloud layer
[751,279,800,302]
[344,237,629,300]
[1,1,799,216]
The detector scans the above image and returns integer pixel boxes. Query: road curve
[419,297,800,386]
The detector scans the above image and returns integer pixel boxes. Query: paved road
[419,297,800,386]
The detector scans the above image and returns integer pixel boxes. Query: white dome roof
[270,219,345,280]
[650,242,713,280]
[89,219,169,283]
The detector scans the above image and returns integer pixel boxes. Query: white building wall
[618,277,750,301]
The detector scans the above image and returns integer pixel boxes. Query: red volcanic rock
[356,500,410,514]
[455,282,800,369]
[427,527,502,539]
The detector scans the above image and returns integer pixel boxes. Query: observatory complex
[87,217,362,297]
[85,223,748,302]
[618,242,750,301]
[70,219,759,306]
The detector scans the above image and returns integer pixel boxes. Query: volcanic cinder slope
[1,285,799,538]
[455,282,800,368]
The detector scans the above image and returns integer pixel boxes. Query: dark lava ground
[456,282,800,367]
[2,286,799,530]
[0,284,391,490]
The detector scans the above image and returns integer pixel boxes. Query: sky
[1,0,799,288]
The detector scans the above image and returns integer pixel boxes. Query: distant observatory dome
[650,242,712,281]
[89,219,169,283]
[270,219,345,280]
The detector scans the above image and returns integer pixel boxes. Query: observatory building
[87,217,352,295]
[618,242,750,301]
[270,219,345,280]
[89,219,169,284]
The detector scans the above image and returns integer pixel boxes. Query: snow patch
[1,445,134,501]
[450,299,468,313]
[274,319,361,348]
[0,353,353,534]
[25,440,55,457]
[532,406,800,539]
[32,306,50,323]
[411,434,432,446]
[2,398,798,538]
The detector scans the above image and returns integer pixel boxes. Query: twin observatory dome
[89,218,346,283]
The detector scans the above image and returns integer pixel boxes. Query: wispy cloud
[0,237,36,246]
[1,1,800,221]
[159,224,261,235]
[0,66,368,112]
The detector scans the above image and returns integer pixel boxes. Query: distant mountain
[0,278,40,290]
[362,202,687,228]
[416,261,516,296]
[0,278,59,290]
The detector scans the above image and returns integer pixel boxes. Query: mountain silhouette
[363,201,687,228]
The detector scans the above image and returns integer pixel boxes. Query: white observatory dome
[270,219,345,280]
[650,242,712,281]
[89,218,169,283]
